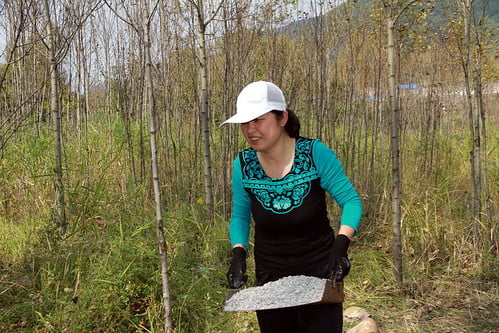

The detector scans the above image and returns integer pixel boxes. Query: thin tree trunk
[44,0,67,234]
[387,14,403,284]
[471,3,494,250]
[82,30,91,138]
[196,1,214,216]
[459,0,481,241]
[144,19,174,333]
[475,60,494,252]
[76,29,83,141]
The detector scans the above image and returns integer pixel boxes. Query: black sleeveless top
[238,137,334,275]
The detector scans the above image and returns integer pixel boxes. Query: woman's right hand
[226,247,248,288]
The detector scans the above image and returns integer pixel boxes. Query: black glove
[226,247,248,288]
[328,234,351,281]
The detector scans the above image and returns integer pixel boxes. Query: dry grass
[1,111,497,332]
[343,268,498,332]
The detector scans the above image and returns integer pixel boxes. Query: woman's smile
[241,112,286,153]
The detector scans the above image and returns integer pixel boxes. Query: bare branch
[103,0,137,31]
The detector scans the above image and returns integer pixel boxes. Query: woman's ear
[280,110,289,127]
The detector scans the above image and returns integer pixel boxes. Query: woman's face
[240,111,288,153]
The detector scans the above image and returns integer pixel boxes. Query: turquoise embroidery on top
[241,138,319,214]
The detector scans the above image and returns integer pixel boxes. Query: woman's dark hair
[272,109,300,138]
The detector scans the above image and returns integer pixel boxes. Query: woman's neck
[257,136,296,178]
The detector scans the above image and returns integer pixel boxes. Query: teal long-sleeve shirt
[228,138,362,258]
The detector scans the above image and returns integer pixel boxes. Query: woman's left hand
[328,234,351,281]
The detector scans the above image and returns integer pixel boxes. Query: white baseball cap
[220,81,287,126]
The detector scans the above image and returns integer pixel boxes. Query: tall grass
[0,110,497,332]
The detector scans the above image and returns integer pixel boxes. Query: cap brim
[219,108,272,127]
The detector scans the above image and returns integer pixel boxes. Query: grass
[0,112,497,332]
[0,217,39,264]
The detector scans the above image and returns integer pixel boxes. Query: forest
[0,0,497,332]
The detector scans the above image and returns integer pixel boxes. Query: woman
[221,81,362,333]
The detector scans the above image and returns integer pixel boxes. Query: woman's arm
[313,140,363,234]
[228,156,252,250]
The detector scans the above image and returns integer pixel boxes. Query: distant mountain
[282,0,498,41]
[427,0,498,33]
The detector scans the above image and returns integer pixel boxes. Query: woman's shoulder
[296,136,319,145]
[238,147,256,158]
[305,138,338,161]
[235,148,259,170]
[297,137,326,151]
